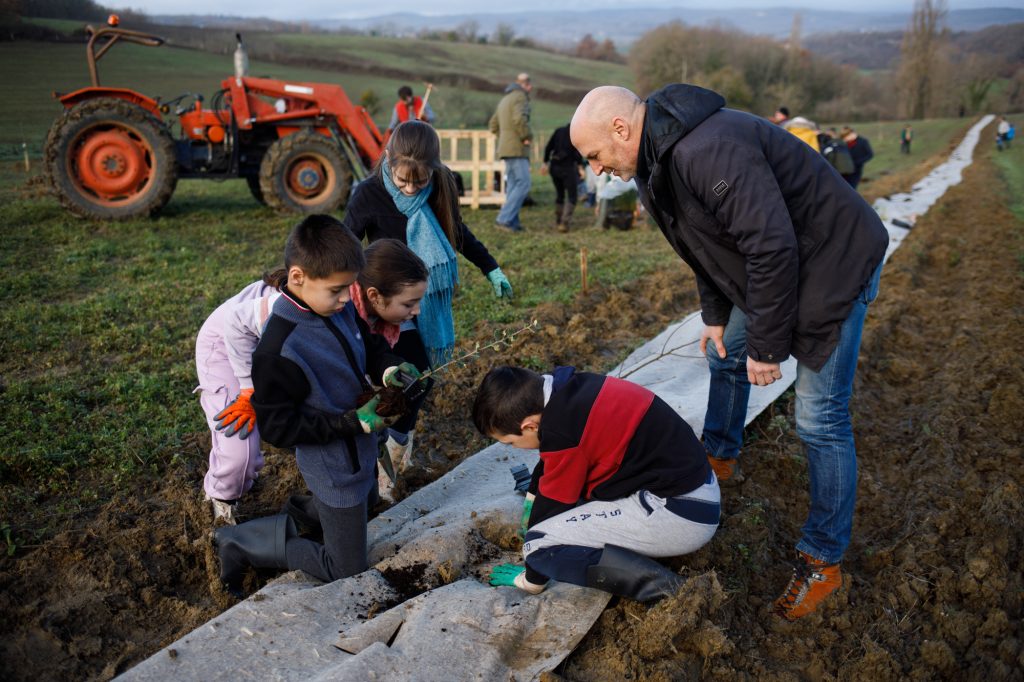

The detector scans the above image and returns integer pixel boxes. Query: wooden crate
[436,129,506,209]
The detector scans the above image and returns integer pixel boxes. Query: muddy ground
[1,135,1021,681]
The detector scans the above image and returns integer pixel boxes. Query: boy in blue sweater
[214,215,418,595]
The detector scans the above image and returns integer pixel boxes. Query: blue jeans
[702,263,882,563]
[497,157,531,228]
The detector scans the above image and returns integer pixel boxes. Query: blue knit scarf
[381,158,459,364]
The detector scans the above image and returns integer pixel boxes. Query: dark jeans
[702,263,883,563]
[550,163,579,205]
[285,495,367,582]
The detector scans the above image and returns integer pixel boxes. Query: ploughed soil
[1,133,1021,681]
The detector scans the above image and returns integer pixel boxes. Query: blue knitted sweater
[252,289,399,508]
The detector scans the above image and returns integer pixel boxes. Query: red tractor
[45,18,385,220]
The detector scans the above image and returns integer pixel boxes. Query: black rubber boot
[554,202,564,231]
[283,494,322,536]
[214,513,295,596]
[585,544,685,602]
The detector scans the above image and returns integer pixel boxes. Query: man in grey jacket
[570,84,888,620]
[489,73,534,231]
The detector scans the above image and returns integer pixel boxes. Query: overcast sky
[131,0,1023,21]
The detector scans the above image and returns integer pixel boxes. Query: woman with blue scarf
[343,121,513,486]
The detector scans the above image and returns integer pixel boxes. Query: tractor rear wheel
[44,97,177,220]
[259,131,352,214]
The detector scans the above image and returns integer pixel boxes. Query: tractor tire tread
[44,97,177,220]
[258,130,352,214]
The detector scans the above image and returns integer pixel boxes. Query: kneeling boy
[473,365,720,602]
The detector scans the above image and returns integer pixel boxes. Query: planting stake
[580,247,589,294]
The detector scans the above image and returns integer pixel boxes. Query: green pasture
[992,142,1024,273]
[821,117,976,192]
[0,165,679,545]
[0,40,583,160]
[270,33,633,97]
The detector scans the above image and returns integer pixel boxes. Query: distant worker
[900,124,913,154]
[769,106,790,124]
[772,105,821,152]
[841,126,874,189]
[543,123,584,232]
[996,116,1011,151]
[388,85,435,134]
[489,72,534,232]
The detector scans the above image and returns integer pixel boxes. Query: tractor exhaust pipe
[234,33,249,84]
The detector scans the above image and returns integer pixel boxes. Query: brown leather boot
[774,551,843,620]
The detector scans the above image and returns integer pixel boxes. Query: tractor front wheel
[259,131,352,214]
[44,97,177,220]
[245,175,267,205]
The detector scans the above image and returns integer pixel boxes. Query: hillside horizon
[147,5,1024,44]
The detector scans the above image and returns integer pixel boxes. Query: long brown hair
[375,120,462,249]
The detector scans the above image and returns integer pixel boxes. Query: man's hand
[700,325,727,359]
[747,358,783,386]
[214,389,256,439]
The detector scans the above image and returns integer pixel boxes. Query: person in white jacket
[195,275,284,523]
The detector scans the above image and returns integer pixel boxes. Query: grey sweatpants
[523,473,721,562]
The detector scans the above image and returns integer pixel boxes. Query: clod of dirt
[474,511,523,552]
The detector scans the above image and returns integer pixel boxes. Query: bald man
[489,73,534,231]
[571,84,888,620]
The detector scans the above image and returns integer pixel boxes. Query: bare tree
[896,0,950,119]
[493,23,515,47]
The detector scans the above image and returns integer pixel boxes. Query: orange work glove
[214,388,256,440]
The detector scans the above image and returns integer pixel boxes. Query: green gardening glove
[489,563,526,587]
[383,362,422,388]
[355,394,387,433]
[519,494,534,540]
[486,268,514,299]
[488,563,547,594]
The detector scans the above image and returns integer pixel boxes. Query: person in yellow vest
[771,106,821,152]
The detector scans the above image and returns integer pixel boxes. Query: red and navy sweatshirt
[527,366,710,530]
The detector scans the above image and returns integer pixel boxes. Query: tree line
[629,1,1022,120]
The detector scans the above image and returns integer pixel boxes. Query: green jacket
[489,84,532,158]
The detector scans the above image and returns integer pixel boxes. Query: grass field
[0,40,591,159]
[991,141,1024,273]
[269,33,632,93]
[0,166,682,542]
[827,118,980,188]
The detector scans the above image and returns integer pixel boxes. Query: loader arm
[224,77,384,166]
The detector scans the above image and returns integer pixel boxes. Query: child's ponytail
[262,267,288,289]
